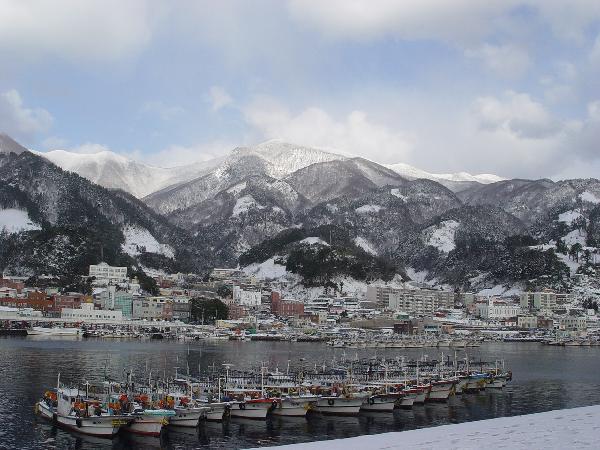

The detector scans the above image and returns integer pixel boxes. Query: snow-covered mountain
[35,149,212,198]
[386,162,505,187]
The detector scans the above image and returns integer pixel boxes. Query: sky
[0,0,599,180]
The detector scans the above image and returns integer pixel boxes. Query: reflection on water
[1,337,600,449]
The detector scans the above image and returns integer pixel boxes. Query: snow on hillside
[355,204,384,214]
[424,220,460,253]
[354,237,377,255]
[0,209,41,233]
[386,162,504,184]
[300,237,330,246]
[227,181,247,194]
[122,225,175,258]
[243,257,289,279]
[390,188,408,201]
[563,228,587,247]
[558,210,582,225]
[579,191,600,204]
[232,195,264,216]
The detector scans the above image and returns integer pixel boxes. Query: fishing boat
[36,386,132,437]
[360,392,400,412]
[427,379,456,401]
[28,326,81,336]
[225,389,274,419]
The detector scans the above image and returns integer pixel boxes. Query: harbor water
[1,337,599,449]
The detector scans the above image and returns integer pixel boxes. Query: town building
[476,298,521,320]
[517,315,539,329]
[52,293,90,313]
[89,262,128,284]
[558,314,587,332]
[61,301,123,322]
[132,297,173,320]
[385,287,455,316]
[520,291,574,311]
[233,286,262,307]
[270,292,304,317]
[172,297,191,322]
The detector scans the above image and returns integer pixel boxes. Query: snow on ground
[232,195,264,216]
[122,225,175,258]
[579,191,600,204]
[299,237,330,246]
[226,181,247,194]
[325,204,339,213]
[477,284,523,297]
[405,267,429,283]
[558,209,582,225]
[0,208,41,233]
[557,252,581,275]
[390,188,408,201]
[424,220,460,253]
[563,228,587,246]
[260,405,600,450]
[243,257,288,279]
[354,237,377,255]
[355,204,384,214]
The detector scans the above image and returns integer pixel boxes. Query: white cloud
[68,143,112,154]
[0,0,159,63]
[0,89,53,142]
[242,96,415,163]
[142,141,233,168]
[41,136,68,149]
[140,101,184,120]
[207,86,233,111]
[465,43,531,78]
[471,91,560,139]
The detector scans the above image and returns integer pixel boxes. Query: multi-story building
[172,297,191,322]
[559,315,587,332]
[233,286,262,307]
[270,292,304,318]
[517,315,539,329]
[386,288,455,316]
[89,262,128,284]
[52,293,89,313]
[476,299,521,320]
[61,301,123,322]
[132,297,173,320]
[520,291,574,311]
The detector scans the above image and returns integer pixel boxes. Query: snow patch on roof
[355,204,384,214]
[425,220,460,253]
[0,208,41,233]
[122,225,175,258]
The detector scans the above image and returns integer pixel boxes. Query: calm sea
[1,337,599,449]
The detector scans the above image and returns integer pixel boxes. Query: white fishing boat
[228,398,273,419]
[37,386,131,437]
[28,326,81,336]
[201,402,229,421]
[427,379,456,401]
[313,395,365,416]
[399,389,418,408]
[124,404,174,437]
[271,396,315,416]
[360,393,399,412]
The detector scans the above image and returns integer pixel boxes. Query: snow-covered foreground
[259,405,600,450]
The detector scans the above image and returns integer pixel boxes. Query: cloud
[207,86,233,111]
[41,136,68,149]
[0,0,159,63]
[142,141,233,168]
[590,33,600,67]
[242,96,415,163]
[140,101,185,120]
[465,44,531,78]
[471,91,560,139]
[68,143,112,154]
[0,89,53,142]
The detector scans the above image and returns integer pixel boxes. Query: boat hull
[313,397,363,416]
[229,402,272,419]
[126,416,168,437]
[56,414,126,437]
[360,396,397,412]
[168,408,205,427]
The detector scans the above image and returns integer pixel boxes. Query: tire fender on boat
[239,403,246,410]
[76,418,82,428]
[368,397,375,405]
[327,399,335,406]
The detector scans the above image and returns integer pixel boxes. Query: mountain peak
[0,133,28,155]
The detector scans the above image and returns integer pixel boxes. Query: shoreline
[258,404,600,449]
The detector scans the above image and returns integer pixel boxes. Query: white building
[520,291,574,311]
[476,299,521,320]
[89,262,128,284]
[61,302,123,322]
[518,315,539,329]
[233,286,262,307]
[385,287,454,316]
[559,315,587,332]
